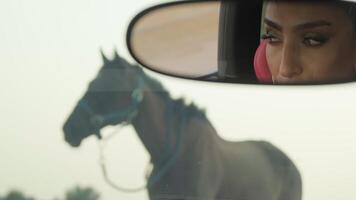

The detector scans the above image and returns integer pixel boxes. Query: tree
[0,190,35,200]
[65,186,100,200]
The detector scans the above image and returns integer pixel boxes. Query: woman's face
[264,2,356,84]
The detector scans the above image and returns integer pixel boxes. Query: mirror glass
[128,0,356,84]
[129,1,220,79]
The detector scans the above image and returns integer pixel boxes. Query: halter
[78,76,145,138]
[78,75,148,192]
[77,74,187,192]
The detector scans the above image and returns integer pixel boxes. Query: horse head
[63,50,145,147]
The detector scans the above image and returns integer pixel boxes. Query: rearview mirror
[127,0,356,85]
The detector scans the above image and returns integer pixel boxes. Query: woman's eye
[302,36,328,47]
[261,32,281,44]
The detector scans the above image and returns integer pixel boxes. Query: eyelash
[261,30,329,47]
[261,30,281,44]
[261,31,281,44]
[302,36,328,47]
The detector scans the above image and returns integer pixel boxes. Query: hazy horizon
[1,0,356,199]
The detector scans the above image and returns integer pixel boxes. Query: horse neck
[129,75,219,164]
[131,83,171,162]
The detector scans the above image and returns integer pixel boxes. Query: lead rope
[85,75,186,193]
[96,103,187,193]
[97,123,153,192]
[94,76,151,192]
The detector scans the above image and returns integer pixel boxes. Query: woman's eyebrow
[264,18,282,31]
[294,20,332,31]
[264,18,332,31]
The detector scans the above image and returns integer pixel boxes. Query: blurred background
[1,0,356,199]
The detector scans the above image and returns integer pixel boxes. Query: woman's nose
[278,43,302,78]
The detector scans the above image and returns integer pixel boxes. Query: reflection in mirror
[127,0,356,85]
[129,1,220,79]
[260,0,356,84]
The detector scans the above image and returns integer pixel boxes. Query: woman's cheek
[315,49,339,72]
[302,48,347,81]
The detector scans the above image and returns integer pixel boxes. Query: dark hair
[336,1,356,35]
[266,0,356,35]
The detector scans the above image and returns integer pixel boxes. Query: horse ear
[100,48,109,65]
[113,48,120,60]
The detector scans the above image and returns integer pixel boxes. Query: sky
[1,0,356,200]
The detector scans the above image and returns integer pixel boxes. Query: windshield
[1,0,356,200]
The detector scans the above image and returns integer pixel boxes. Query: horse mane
[139,65,207,120]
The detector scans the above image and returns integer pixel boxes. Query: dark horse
[63,51,302,200]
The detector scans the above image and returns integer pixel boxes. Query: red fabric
[254,41,272,83]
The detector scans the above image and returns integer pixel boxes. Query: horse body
[139,114,302,200]
[218,140,302,200]
[63,51,302,200]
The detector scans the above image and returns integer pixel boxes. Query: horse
[63,50,302,200]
